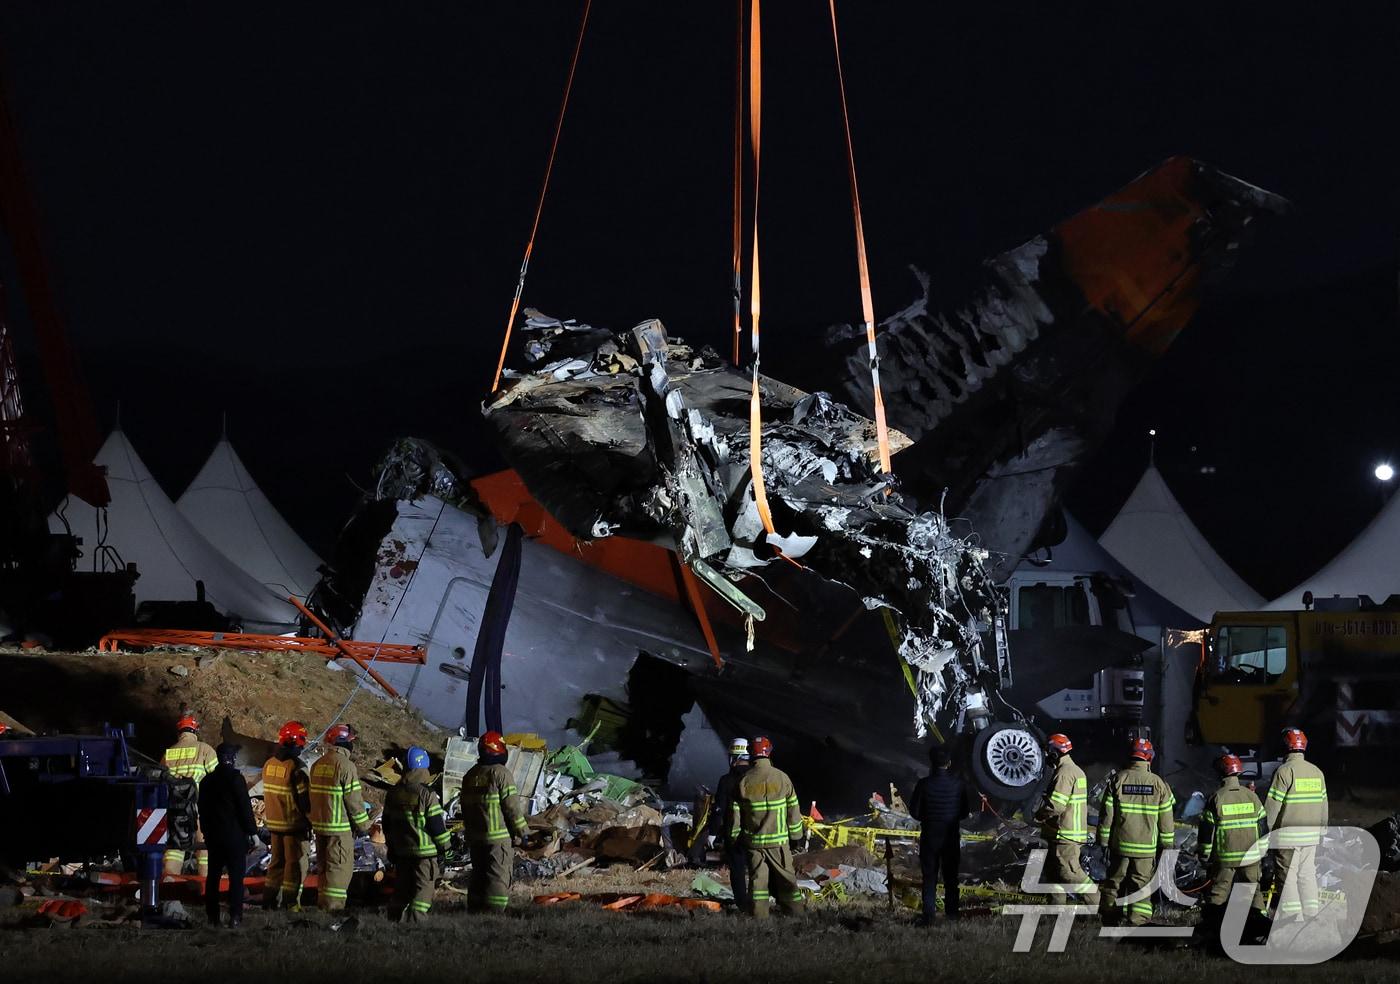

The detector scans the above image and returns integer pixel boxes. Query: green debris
[690,874,734,900]
[546,744,596,784]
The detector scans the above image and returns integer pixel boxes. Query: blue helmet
[406,746,430,771]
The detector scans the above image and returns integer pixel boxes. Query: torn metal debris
[485,318,1008,734]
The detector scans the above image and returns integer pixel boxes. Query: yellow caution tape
[802,817,918,853]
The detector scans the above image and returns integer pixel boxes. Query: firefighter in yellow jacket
[730,736,805,918]
[309,723,371,911]
[460,731,528,912]
[262,720,312,910]
[1265,727,1328,921]
[162,713,219,876]
[1198,752,1268,940]
[1035,733,1098,904]
[1097,737,1174,926]
[384,746,450,923]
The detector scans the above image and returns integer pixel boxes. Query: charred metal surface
[825,157,1287,571]
[486,319,1005,733]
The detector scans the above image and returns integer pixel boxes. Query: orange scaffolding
[96,629,426,665]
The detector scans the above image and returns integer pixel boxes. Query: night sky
[1,3,1397,599]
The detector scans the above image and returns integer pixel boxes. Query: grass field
[3,897,1397,984]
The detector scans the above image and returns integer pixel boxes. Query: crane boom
[0,57,109,507]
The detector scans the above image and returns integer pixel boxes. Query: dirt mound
[0,647,442,775]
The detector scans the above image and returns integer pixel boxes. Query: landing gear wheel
[969,722,1046,809]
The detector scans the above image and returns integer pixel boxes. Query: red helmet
[278,721,309,748]
[0,723,9,736]
[326,723,357,747]
[479,731,508,757]
[1216,753,1244,777]
[1047,733,1073,755]
[176,714,199,734]
[1129,738,1155,762]
[1282,727,1307,752]
[751,736,773,758]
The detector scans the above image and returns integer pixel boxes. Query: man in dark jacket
[910,743,971,925]
[198,742,258,927]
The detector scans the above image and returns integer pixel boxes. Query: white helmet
[728,737,750,759]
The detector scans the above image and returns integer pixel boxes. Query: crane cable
[730,0,745,367]
[490,0,593,394]
[828,0,892,475]
[744,0,777,535]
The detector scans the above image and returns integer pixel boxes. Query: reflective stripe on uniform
[163,742,215,781]
[309,755,369,834]
[463,786,515,841]
[390,790,450,856]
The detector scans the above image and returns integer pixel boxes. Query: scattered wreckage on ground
[7,713,1398,929]
[311,157,1286,809]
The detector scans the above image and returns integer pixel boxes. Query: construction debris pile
[437,731,694,881]
[486,314,1009,734]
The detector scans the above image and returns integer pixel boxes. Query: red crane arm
[0,60,109,507]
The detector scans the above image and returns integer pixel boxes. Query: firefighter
[198,742,258,927]
[1198,752,1268,941]
[460,731,528,912]
[262,720,312,911]
[910,743,971,925]
[309,723,371,911]
[1097,737,1174,926]
[1035,733,1098,905]
[1265,727,1328,921]
[161,713,219,877]
[730,735,804,918]
[384,745,450,923]
[707,738,752,911]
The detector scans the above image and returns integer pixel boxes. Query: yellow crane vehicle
[1191,595,1399,778]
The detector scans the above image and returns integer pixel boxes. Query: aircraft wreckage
[485,315,1006,742]
[314,157,1285,807]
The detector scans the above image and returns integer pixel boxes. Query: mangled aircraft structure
[315,158,1285,807]
[826,156,1288,571]
[486,316,1007,742]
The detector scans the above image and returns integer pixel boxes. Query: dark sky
[1,3,1397,598]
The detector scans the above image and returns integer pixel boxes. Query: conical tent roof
[1266,491,1400,609]
[1099,465,1264,621]
[49,430,297,629]
[176,437,323,598]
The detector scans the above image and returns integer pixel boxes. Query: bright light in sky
[1376,463,1395,482]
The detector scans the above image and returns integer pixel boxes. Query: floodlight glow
[1376,463,1395,482]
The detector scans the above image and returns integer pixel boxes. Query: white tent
[1099,465,1264,622]
[50,430,297,629]
[1266,491,1400,609]
[176,436,323,598]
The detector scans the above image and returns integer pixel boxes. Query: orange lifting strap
[828,0,892,474]
[742,0,889,541]
[491,0,593,394]
[744,0,777,535]
[731,0,745,366]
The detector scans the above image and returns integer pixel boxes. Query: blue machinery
[0,727,170,912]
